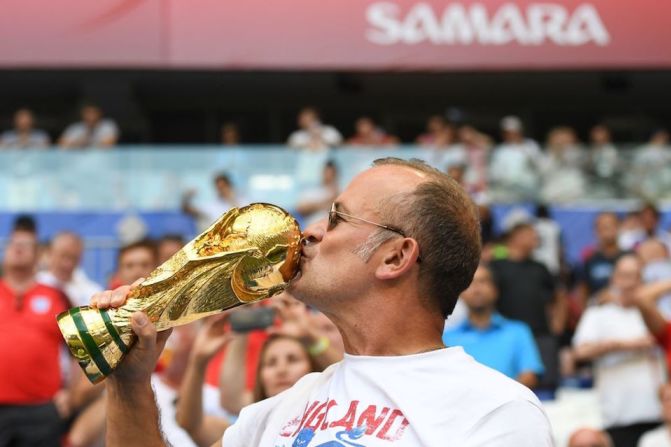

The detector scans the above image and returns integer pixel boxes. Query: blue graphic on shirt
[292,426,367,447]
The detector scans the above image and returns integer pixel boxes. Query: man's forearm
[106,380,168,447]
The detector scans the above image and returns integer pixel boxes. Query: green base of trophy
[57,306,134,384]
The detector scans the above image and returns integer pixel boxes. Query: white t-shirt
[534,218,562,275]
[223,347,552,447]
[573,303,665,428]
[288,125,343,151]
[638,425,671,447]
[197,196,248,231]
[489,140,542,190]
[61,119,119,147]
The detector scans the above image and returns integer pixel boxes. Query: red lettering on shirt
[289,400,320,437]
[329,400,359,431]
[320,399,339,430]
[376,408,410,441]
[303,401,330,431]
[279,415,301,437]
[357,405,389,435]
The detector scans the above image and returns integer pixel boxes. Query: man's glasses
[327,202,406,237]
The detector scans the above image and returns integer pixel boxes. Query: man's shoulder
[442,348,541,404]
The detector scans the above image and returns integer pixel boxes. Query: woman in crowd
[175,313,322,447]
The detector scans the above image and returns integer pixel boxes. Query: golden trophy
[57,203,302,383]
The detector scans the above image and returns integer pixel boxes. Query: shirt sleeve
[514,322,545,375]
[464,400,554,447]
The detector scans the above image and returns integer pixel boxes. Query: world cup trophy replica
[57,203,302,383]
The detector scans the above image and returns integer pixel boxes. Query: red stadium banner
[0,0,669,70]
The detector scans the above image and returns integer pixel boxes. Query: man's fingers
[90,291,102,308]
[131,277,145,288]
[94,290,113,309]
[130,312,173,353]
[110,285,132,307]
[131,312,157,350]
[90,283,136,309]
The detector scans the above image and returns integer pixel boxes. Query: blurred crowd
[4,105,671,202]
[2,160,671,446]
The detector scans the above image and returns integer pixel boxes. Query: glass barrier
[1,144,670,211]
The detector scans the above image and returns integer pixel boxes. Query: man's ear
[375,238,420,280]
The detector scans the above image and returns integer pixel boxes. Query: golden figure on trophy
[57,203,302,383]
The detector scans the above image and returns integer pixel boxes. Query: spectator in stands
[637,239,671,318]
[59,103,119,149]
[491,223,564,335]
[540,126,586,203]
[639,203,671,251]
[453,124,491,198]
[296,160,339,226]
[287,107,342,151]
[416,115,454,148]
[443,263,544,388]
[446,163,466,186]
[182,172,247,231]
[629,129,671,200]
[110,239,158,288]
[157,234,185,265]
[12,214,37,233]
[489,115,543,201]
[533,204,563,277]
[345,116,398,147]
[0,228,71,446]
[568,428,614,447]
[220,122,240,146]
[576,212,625,309]
[619,211,647,252]
[176,314,321,446]
[574,255,664,447]
[0,108,50,149]
[490,222,565,395]
[638,383,671,447]
[586,124,620,198]
[37,231,102,307]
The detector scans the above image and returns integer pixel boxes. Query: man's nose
[301,218,326,246]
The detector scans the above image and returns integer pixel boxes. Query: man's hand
[90,278,172,385]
